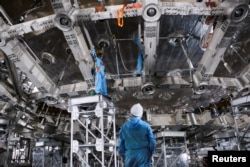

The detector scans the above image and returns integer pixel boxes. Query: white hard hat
[130,103,143,117]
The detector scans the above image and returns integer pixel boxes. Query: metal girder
[143,21,159,77]
[231,95,250,106]
[160,1,224,16]
[0,15,55,39]
[159,76,241,90]
[141,0,161,79]
[3,53,26,100]
[0,1,246,39]
[68,94,112,106]
[0,82,17,104]
[0,39,56,94]
[77,4,142,21]
[155,131,186,138]
[62,29,94,81]
[58,76,243,99]
[193,19,230,85]
[210,77,243,90]
[119,76,142,89]
[78,1,229,21]
[158,76,191,89]
[149,110,235,127]
[56,82,89,97]
[237,63,250,86]
[118,75,241,91]
[213,131,250,139]
[55,76,242,96]
[55,77,142,98]
[50,0,72,13]
[50,0,94,85]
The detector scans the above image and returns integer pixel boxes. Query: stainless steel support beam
[63,29,94,81]
[237,63,250,87]
[56,82,89,96]
[0,2,238,39]
[0,83,17,104]
[79,1,228,21]
[50,0,94,85]
[4,1,227,26]
[160,1,224,15]
[141,0,161,80]
[69,95,103,105]
[143,21,159,77]
[0,15,55,39]
[0,39,56,94]
[194,19,230,84]
[159,76,241,90]
[3,53,25,100]
[155,131,186,138]
[50,0,72,13]
[231,95,250,106]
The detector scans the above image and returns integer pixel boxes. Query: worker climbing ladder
[68,95,117,167]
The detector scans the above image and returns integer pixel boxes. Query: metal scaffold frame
[68,95,117,167]
[153,131,187,167]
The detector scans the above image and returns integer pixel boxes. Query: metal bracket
[72,140,79,153]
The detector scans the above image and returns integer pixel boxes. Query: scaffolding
[153,131,188,167]
[68,95,117,167]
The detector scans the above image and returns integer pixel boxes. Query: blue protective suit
[137,54,143,75]
[134,37,144,75]
[95,56,107,96]
[118,117,156,167]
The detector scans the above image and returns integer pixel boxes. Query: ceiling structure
[1,0,250,166]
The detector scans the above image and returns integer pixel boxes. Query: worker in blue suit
[134,37,144,76]
[118,103,156,167]
[91,49,108,96]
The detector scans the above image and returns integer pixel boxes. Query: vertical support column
[101,110,105,166]
[70,107,73,167]
[162,136,167,167]
[232,106,241,151]
[141,0,161,84]
[85,118,89,165]
[96,103,105,167]
[112,108,117,167]
[69,105,79,167]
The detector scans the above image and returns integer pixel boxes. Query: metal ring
[194,82,208,95]
[142,4,161,22]
[54,13,73,31]
[229,4,249,23]
[141,82,156,95]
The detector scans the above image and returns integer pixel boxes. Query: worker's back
[121,117,151,150]
[118,116,155,167]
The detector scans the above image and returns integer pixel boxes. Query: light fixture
[54,13,73,31]
[141,82,156,95]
